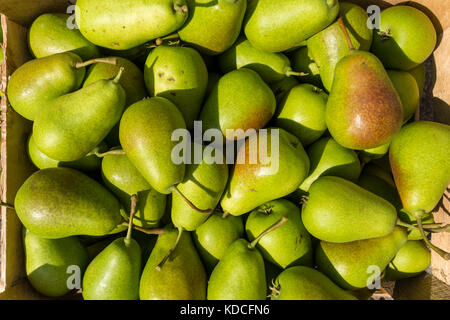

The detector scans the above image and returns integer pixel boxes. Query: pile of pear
[4,0,449,300]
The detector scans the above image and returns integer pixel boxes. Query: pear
[27,133,107,172]
[7,52,85,120]
[387,70,420,122]
[199,69,276,140]
[270,266,357,300]
[76,0,189,50]
[287,46,322,88]
[299,137,361,193]
[24,228,89,297]
[316,226,408,289]
[307,2,372,91]
[82,197,142,300]
[178,0,247,55]
[325,49,403,150]
[270,77,299,104]
[371,6,437,71]
[144,46,208,130]
[119,97,186,195]
[302,176,398,243]
[101,152,167,228]
[15,167,125,239]
[140,226,206,300]
[385,240,431,281]
[408,63,426,99]
[193,212,244,272]
[28,13,100,60]
[274,84,328,146]
[33,69,126,162]
[246,199,313,269]
[219,37,304,84]
[244,0,339,53]
[171,144,229,231]
[359,142,390,165]
[221,128,310,216]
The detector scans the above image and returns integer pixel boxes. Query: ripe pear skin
[299,137,360,193]
[207,239,266,300]
[246,199,313,269]
[82,237,142,300]
[178,0,247,55]
[221,129,310,216]
[24,228,89,297]
[302,176,397,243]
[199,69,276,140]
[288,46,322,88]
[389,121,450,215]
[371,6,437,71]
[27,133,107,172]
[316,226,408,289]
[144,46,208,130]
[244,0,339,53]
[76,0,189,50]
[7,52,85,121]
[15,168,124,239]
[119,97,187,194]
[274,84,328,147]
[193,212,244,272]
[172,145,229,231]
[219,37,299,84]
[387,70,420,122]
[101,153,167,228]
[140,227,207,300]
[271,266,357,300]
[325,50,403,150]
[28,13,100,60]
[33,76,126,162]
[307,2,372,91]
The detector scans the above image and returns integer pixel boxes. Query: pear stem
[125,194,137,244]
[93,149,126,158]
[285,70,308,77]
[155,33,180,46]
[248,216,288,249]
[338,16,354,51]
[416,214,450,261]
[171,185,213,214]
[75,57,118,69]
[113,67,125,83]
[131,225,166,235]
[156,227,184,271]
[0,202,14,210]
[222,212,230,219]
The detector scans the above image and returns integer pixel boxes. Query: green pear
[199,69,276,140]
[82,205,142,300]
[24,228,89,297]
[178,0,247,55]
[316,226,408,289]
[193,212,244,272]
[271,266,357,300]
[15,168,125,239]
[28,13,100,60]
[359,142,390,164]
[101,153,167,228]
[302,176,398,242]
[299,137,361,193]
[76,0,189,50]
[219,37,304,84]
[140,226,206,300]
[244,0,339,53]
[307,2,372,91]
[408,63,426,98]
[246,199,313,268]
[221,128,310,216]
[387,70,420,122]
[274,84,328,146]
[287,46,322,87]
[325,50,403,150]
[27,133,107,172]
[207,239,266,300]
[144,46,208,130]
[171,144,229,231]
[119,97,186,195]
[371,6,437,71]
[270,77,299,104]
[385,240,431,281]
[7,52,85,120]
